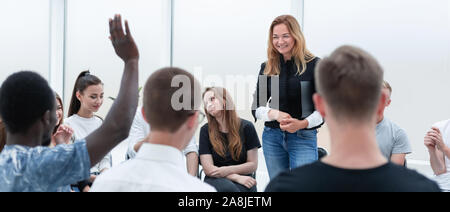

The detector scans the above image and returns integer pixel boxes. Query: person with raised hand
[0,14,139,192]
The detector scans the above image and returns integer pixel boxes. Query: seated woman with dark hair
[200,87,261,192]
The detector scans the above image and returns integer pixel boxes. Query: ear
[376,91,388,119]
[313,93,326,118]
[76,91,82,101]
[141,107,148,123]
[386,98,392,107]
[41,110,51,127]
[186,112,198,130]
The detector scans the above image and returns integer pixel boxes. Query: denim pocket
[296,129,317,141]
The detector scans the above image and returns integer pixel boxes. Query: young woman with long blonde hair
[200,87,261,192]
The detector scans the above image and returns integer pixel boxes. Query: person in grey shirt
[376,81,412,166]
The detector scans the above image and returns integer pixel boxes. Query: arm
[222,141,259,189]
[200,154,220,177]
[186,152,199,177]
[425,130,447,175]
[279,111,323,133]
[200,151,258,189]
[183,137,199,176]
[429,146,447,175]
[305,111,324,129]
[85,15,139,167]
[390,154,406,166]
[221,148,258,176]
[432,127,450,159]
[127,108,148,159]
[251,64,269,122]
[203,149,259,178]
[390,128,411,166]
[225,174,257,189]
[97,153,112,173]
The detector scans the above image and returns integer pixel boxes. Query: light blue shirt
[0,140,91,192]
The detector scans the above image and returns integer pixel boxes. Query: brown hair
[0,119,6,152]
[143,67,201,133]
[315,45,384,122]
[203,87,242,161]
[53,93,64,134]
[264,15,315,76]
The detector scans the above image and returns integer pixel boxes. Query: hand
[83,186,91,193]
[53,125,74,145]
[424,135,436,150]
[210,166,232,178]
[269,109,292,123]
[235,175,257,189]
[280,118,308,133]
[428,127,447,152]
[109,14,139,62]
[424,129,437,150]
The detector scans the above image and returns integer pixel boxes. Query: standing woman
[252,15,324,180]
[65,71,111,192]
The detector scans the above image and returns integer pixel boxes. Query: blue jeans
[262,126,318,180]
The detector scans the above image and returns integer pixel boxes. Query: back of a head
[315,45,384,122]
[143,67,201,133]
[0,71,55,134]
[0,119,5,152]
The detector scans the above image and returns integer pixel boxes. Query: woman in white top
[65,71,111,192]
[425,119,450,192]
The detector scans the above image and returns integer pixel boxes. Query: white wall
[65,0,169,116]
[173,0,300,122]
[64,0,170,164]
[303,0,450,166]
[0,0,50,82]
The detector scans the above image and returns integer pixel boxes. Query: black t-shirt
[199,119,261,167]
[265,161,441,192]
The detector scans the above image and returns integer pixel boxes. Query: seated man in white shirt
[91,67,216,192]
[425,119,450,192]
[126,107,199,177]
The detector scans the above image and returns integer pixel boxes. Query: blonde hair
[264,15,315,76]
[202,87,242,161]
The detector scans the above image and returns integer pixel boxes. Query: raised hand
[109,14,139,62]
